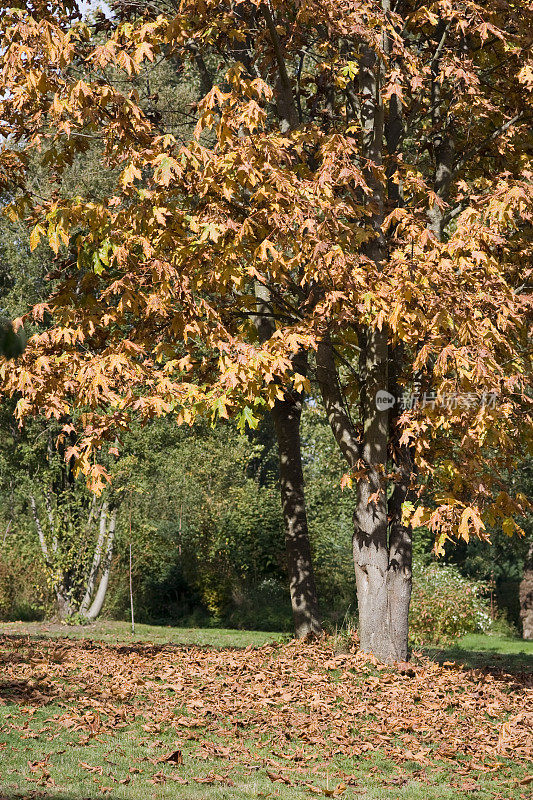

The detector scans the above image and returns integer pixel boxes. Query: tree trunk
[55,589,73,620]
[386,472,413,659]
[519,540,533,639]
[354,34,409,661]
[271,394,322,638]
[317,335,410,661]
[314,16,412,660]
[353,327,405,662]
[254,278,322,638]
[31,493,72,620]
[86,508,116,620]
[79,500,107,615]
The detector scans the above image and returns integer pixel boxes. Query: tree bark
[353,327,398,661]
[86,508,116,620]
[55,591,73,620]
[79,500,108,615]
[386,465,413,659]
[254,283,322,638]
[271,391,322,638]
[519,540,533,640]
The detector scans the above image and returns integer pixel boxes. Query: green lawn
[0,622,531,800]
[423,632,533,673]
[0,620,531,670]
[451,633,533,655]
[0,618,286,648]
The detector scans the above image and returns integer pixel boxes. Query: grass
[424,632,533,673]
[0,621,531,800]
[0,620,531,670]
[0,619,286,649]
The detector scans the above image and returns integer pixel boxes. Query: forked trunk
[316,332,411,661]
[271,396,322,639]
[30,491,117,622]
[31,493,72,620]
[86,508,116,620]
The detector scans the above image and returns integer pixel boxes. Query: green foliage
[409,560,494,646]
[0,533,50,621]
[103,417,288,629]
[442,457,533,631]
[301,401,356,624]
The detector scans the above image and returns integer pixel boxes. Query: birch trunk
[79,501,108,615]
[86,508,116,620]
[30,494,73,620]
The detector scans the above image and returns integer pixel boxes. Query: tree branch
[260,2,299,132]
[316,339,360,468]
[454,111,527,173]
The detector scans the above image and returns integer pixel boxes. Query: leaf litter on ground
[0,633,531,798]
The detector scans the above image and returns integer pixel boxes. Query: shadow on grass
[423,644,533,677]
[0,794,137,800]
[0,632,282,656]
[0,678,59,707]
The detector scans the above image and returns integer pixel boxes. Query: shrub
[0,559,14,620]
[225,578,293,632]
[0,541,49,621]
[409,559,492,645]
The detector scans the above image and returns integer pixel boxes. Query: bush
[225,578,293,632]
[409,560,492,645]
[0,542,49,621]
[0,559,14,619]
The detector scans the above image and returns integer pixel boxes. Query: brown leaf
[79,762,103,775]
[162,749,184,765]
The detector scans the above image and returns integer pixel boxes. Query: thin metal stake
[129,543,135,635]
[128,485,135,634]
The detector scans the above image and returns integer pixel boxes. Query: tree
[31,490,117,620]
[1,0,324,638]
[0,406,119,621]
[0,0,531,659]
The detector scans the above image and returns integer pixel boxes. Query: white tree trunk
[30,494,50,563]
[79,501,107,615]
[86,508,116,621]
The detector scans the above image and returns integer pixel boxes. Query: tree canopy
[0,0,531,656]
